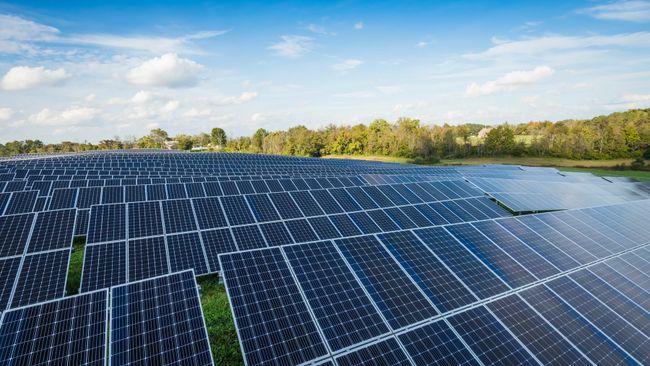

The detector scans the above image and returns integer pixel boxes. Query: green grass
[66,236,86,296]
[197,275,243,366]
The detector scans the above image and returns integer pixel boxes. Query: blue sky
[0,0,649,143]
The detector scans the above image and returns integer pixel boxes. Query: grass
[197,274,243,366]
[66,236,86,296]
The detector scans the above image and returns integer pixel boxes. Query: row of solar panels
[80,196,509,293]
[219,200,650,365]
[0,270,213,366]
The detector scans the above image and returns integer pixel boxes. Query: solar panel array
[0,150,649,365]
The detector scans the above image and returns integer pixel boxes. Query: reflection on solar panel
[110,270,213,366]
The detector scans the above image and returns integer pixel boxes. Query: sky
[0,0,649,143]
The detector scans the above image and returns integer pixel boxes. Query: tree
[149,128,169,147]
[484,125,515,155]
[252,128,268,153]
[176,135,194,150]
[211,127,227,148]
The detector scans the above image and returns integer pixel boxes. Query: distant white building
[163,140,178,150]
[477,127,493,139]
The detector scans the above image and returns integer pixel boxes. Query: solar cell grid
[161,199,197,233]
[81,241,127,292]
[283,241,390,351]
[128,201,163,239]
[0,257,20,311]
[231,224,267,250]
[10,249,70,308]
[335,235,438,329]
[245,194,280,222]
[335,337,412,366]
[27,209,75,253]
[0,213,33,258]
[398,320,480,366]
[128,236,169,282]
[0,289,108,366]
[167,232,209,275]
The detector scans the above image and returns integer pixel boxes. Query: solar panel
[0,257,20,311]
[110,270,213,366]
[81,241,127,292]
[200,229,237,271]
[283,241,389,351]
[398,320,479,366]
[27,209,75,253]
[128,201,163,238]
[120,225,160,275]
[0,289,108,366]
[0,213,33,258]
[167,232,209,275]
[4,191,37,215]
[220,248,328,365]
[87,203,126,244]
[335,337,412,366]
[231,224,267,250]
[336,235,438,329]
[161,199,197,233]
[49,188,77,209]
[192,197,227,230]
[259,222,294,246]
[245,194,280,222]
[220,195,255,225]
[10,249,70,308]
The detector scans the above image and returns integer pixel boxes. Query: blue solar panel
[128,201,163,239]
[81,241,127,292]
[328,188,362,211]
[414,227,509,299]
[11,249,70,308]
[346,187,379,209]
[231,224,267,250]
[311,190,344,214]
[0,257,20,311]
[220,196,255,225]
[161,199,197,233]
[284,241,389,351]
[146,184,167,200]
[246,194,280,222]
[329,214,362,236]
[308,216,341,239]
[384,207,417,229]
[268,192,304,219]
[398,320,480,366]
[0,213,33,258]
[335,337,412,366]
[49,188,77,209]
[259,222,294,246]
[378,231,477,312]
[167,183,187,199]
[220,248,328,365]
[87,203,126,244]
[285,219,319,243]
[361,186,396,207]
[336,235,438,329]
[0,290,108,366]
[27,209,75,253]
[192,197,227,230]
[101,186,123,204]
[4,191,37,215]
[366,209,400,231]
[289,191,324,217]
[128,236,168,281]
[77,187,101,209]
[167,232,209,275]
[124,185,146,202]
[110,270,212,366]
[448,306,537,365]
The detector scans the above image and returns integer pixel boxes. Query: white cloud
[69,30,228,54]
[580,1,650,22]
[1,66,69,90]
[214,91,258,105]
[416,41,429,48]
[0,14,59,54]
[184,108,213,118]
[131,90,157,104]
[126,53,202,88]
[306,24,334,36]
[464,32,650,60]
[29,106,98,126]
[621,93,650,102]
[376,85,402,95]
[268,35,314,58]
[84,93,96,102]
[332,59,363,73]
[465,66,555,97]
[0,107,13,121]
[354,22,364,30]
[161,100,179,113]
[393,101,431,112]
[251,112,267,122]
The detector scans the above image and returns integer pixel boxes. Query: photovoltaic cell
[27,209,75,253]
[378,231,477,312]
[268,192,303,219]
[110,270,212,366]
[231,225,267,250]
[0,257,20,311]
[128,201,163,239]
[336,235,438,329]
[246,194,280,222]
[49,188,77,209]
[398,320,480,366]
[414,227,509,299]
[259,222,294,246]
[329,214,362,236]
[220,248,328,365]
[4,191,37,215]
[335,337,412,366]
[167,232,208,275]
[285,219,319,243]
[201,229,237,272]
[284,241,389,351]
[87,204,126,244]
[290,191,324,217]
[81,241,127,292]
[220,196,255,225]
[128,236,169,282]
[448,306,537,365]
[162,199,197,233]
[11,249,70,308]
[308,216,341,239]
[0,213,34,258]
[0,290,108,366]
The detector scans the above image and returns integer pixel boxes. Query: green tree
[176,135,194,150]
[484,125,515,155]
[252,128,268,153]
[211,128,227,148]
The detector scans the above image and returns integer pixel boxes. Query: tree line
[2,109,649,161]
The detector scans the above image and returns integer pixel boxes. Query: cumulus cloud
[354,22,364,30]
[464,32,650,60]
[131,90,157,104]
[214,91,258,105]
[126,53,202,88]
[268,35,314,58]
[465,66,555,97]
[1,66,69,90]
[0,107,13,121]
[161,100,179,113]
[580,1,650,22]
[332,59,363,73]
[29,106,98,126]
